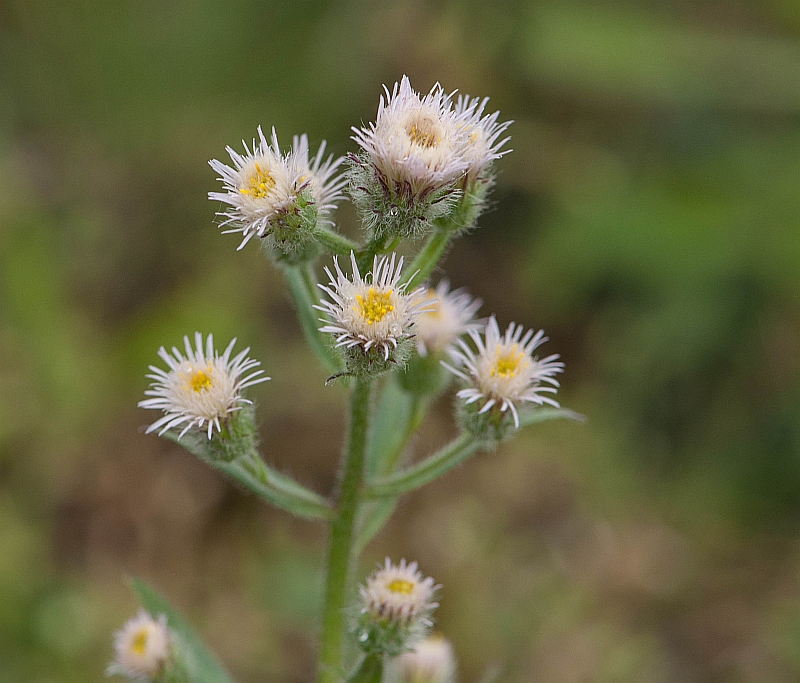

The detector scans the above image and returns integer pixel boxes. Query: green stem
[401,227,452,289]
[347,653,384,683]
[364,432,480,498]
[356,233,387,273]
[383,394,427,474]
[284,265,341,375]
[319,379,373,683]
[354,392,428,554]
[211,455,333,520]
[317,227,359,256]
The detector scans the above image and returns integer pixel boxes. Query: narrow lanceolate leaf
[284,264,342,374]
[518,407,585,427]
[215,456,333,520]
[366,377,415,476]
[131,578,234,683]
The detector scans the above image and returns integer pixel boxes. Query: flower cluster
[209,126,346,257]
[138,332,269,440]
[122,75,571,683]
[349,75,510,239]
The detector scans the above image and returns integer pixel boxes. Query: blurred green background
[2,1,800,681]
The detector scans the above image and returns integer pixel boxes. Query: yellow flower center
[406,115,441,148]
[491,345,524,378]
[388,579,416,594]
[131,628,149,656]
[240,162,276,199]
[356,288,394,325]
[190,367,214,392]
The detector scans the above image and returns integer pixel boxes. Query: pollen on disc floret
[415,280,482,357]
[138,332,270,440]
[361,558,439,628]
[443,315,564,429]
[316,252,433,362]
[209,126,346,250]
[107,610,171,681]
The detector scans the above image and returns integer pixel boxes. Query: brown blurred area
[2,1,800,681]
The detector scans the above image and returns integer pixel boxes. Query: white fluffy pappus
[209,126,346,250]
[316,252,432,361]
[139,332,270,440]
[443,316,564,428]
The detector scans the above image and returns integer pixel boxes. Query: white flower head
[453,94,512,180]
[107,610,170,681]
[291,132,348,218]
[444,316,564,429]
[394,635,457,683]
[361,558,439,628]
[139,332,270,439]
[415,280,482,356]
[352,75,475,198]
[209,126,345,250]
[317,252,432,362]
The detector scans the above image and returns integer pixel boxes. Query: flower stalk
[319,378,373,683]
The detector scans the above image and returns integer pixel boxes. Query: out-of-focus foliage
[1,1,800,682]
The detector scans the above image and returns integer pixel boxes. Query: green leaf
[130,578,234,683]
[518,407,586,428]
[283,264,342,375]
[366,377,415,476]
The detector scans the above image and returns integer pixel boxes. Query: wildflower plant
[112,75,582,683]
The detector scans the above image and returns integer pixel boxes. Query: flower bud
[107,611,171,681]
[316,253,433,380]
[209,127,346,260]
[391,636,457,683]
[355,559,439,656]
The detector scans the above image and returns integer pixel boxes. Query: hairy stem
[365,432,480,498]
[316,227,360,256]
[319,379,373,683]
[284,265,341,374]
[401,227,452,289]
